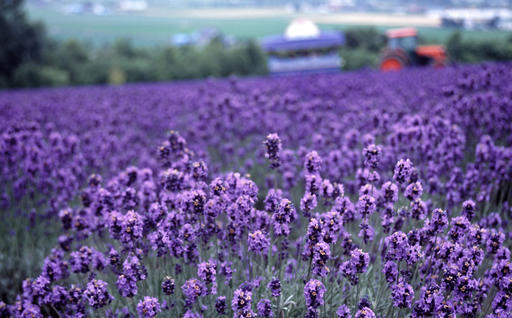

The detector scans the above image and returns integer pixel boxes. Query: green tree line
[4,36,268,88]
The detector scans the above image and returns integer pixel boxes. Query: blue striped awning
[261,30,345,52]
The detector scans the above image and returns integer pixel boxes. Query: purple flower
[383,260,399,283]
[496,246,511,261]
[160,169,184,192]
[179,223,197,242]
[271,198,296,236]
[410,199,427,220]
[312,242,331,277]
[181,190,207,215]
[304,151,322,174]
[493,290,512,312]
[215,296,227,315]
[182,279,207,303]
[486,309,512,318]
[461,200,476,221]
[363,144,382,169]
[0,302,10,317]
[41,249,68,281]
[116,255,147,298]
[210,177,229,196]
[300,192,317,218]
[59,208,73,231]
[486,229,505,254]
[391,277,414,308]
[428,208,448,235]
[305,173,322,196]
[205,195,229,218]
[191,160,208,181]
[333,196,356,223]
[340,249,370,284]
[257,299,273,317]
[120,210,144,249]
[109,247,120,266]
[248,230,270,255]
[264,189,283,214]
[70,246,93,273]
[304,279,326,308]
[19,301,43,318]
[197,261,216,285]
[148,228,170,257]
[162,276,175,295]
[380,182,398,205]
[57,235,73,252]
[231,289,255,317]
[490,259,512,286]
[356,195,376,218]
[354,307,375,318]
[136,296,161,318]
[183,310,204,318]
[336,304,351,318]
[358,295,371,310]
[228,195,254,225]
[468,224,486,246]
[84,279,113,309]
[219,261,236,285]
[267,277,281,298]
[358,219,375,245]
[411,284,443,317]
[405,244,423,266]
[447,216,470,243]
[91,249,108,272]
[321,211,342,244]
[264,133,282,169]
[108,211,124,240]
[385,231,409,261]
[393,159,414,184]
[405,182,423,201]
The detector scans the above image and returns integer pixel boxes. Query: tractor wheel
[380,55,405,71]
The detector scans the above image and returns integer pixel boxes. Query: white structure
[118,0,148,11]
[284,19,321,40]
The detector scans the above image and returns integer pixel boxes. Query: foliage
[344,27,386,53]
[340,48,379,71]
[13,63,69,88]
[7,37,268,88]
[0,0,46,87]
[446,31,512,64]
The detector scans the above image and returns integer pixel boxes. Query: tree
[344,27,386,53]
[0,0,46,86]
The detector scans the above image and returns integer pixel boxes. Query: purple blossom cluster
[0,63,511,318]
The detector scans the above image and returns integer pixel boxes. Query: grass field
[27,6,512,47]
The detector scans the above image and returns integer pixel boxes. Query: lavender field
[0,63,511,318]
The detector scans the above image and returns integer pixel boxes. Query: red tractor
[379,28,448,71]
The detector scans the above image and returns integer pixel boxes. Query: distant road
[143,8,441,27]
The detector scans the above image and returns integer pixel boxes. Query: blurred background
[2,0,512,89]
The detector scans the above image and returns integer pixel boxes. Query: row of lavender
[0,62,511,317]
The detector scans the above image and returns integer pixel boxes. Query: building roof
[284,19,321,39]
[386,28,418,38]
[261,30,345,52]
